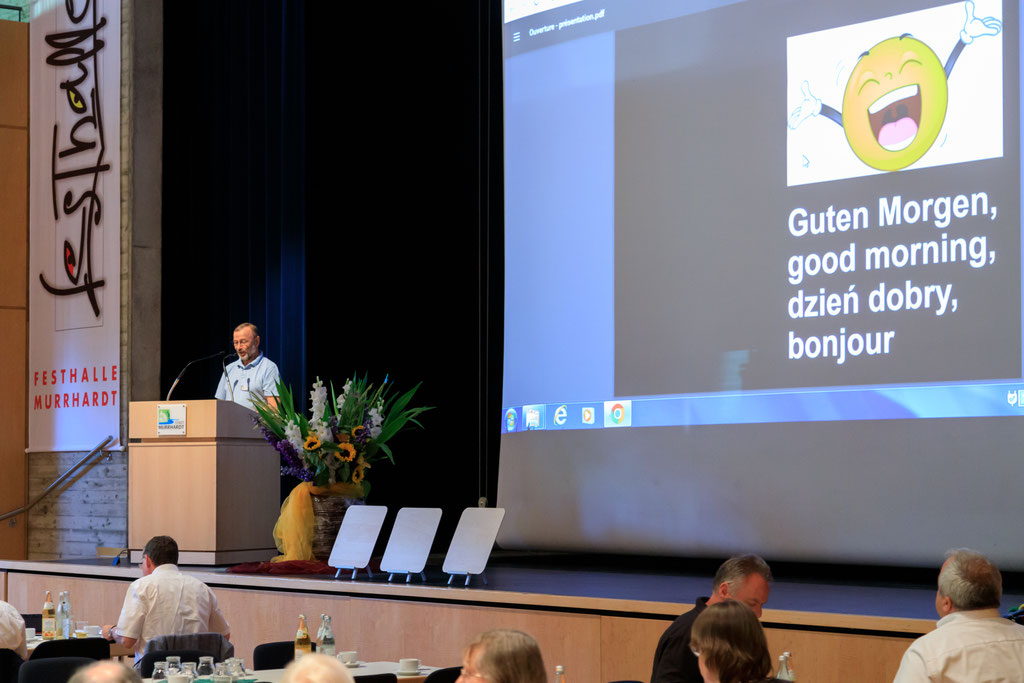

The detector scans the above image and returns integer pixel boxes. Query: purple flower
[280,464,314,481]
[354,420,372,445]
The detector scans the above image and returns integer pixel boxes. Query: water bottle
[55,592,67,639]
[777,652,795,681]
[554,664,567,683]
[320,615,336,656]
[63,591,73,639]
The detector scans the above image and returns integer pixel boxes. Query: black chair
[252,641,317,670]
[28,637,110,661]
[19,615,41,632]
[0,649,23,683]
[424,667,461,683]
[138,649,217,678]
[18,656,93,683]
[353,675,397,683]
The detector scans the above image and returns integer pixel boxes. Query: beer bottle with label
[294,614,312,660]
[42,591,56,640]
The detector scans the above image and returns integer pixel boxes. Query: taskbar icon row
[503,400,632,433]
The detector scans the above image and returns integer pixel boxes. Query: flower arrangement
[251,374,430,495]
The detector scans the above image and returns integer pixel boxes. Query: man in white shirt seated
[894,548,1024,682]
[102,536,230,664]
[0,599,27,659]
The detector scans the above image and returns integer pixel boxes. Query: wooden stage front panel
[0,561,929,681]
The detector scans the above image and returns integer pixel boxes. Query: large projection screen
[496,0,1024,568]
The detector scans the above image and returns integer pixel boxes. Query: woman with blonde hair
[456,628,547,683]
[689,601,780,683]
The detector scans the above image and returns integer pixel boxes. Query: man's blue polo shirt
[215,353,281,410]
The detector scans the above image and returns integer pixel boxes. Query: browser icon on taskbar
[603,400,631,427]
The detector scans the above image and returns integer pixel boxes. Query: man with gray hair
[68,661,143,683]
[894,548,1024,682]
[215,322,280,410]
[650,554,773,683]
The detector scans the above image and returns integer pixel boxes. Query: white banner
[28,0,121,452]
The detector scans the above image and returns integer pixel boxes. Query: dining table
[26,634,135,659]
[141,660,441,682]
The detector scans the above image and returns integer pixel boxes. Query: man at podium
[215,322,280,410]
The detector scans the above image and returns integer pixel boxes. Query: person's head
[457,629,547,683]
[281,653,354,683]
[142,535,178,575]
[935,548,1002,617]
[708,555,773,618]
[233,322,262,364]
[68,661,143,683]
[690,601,772,683]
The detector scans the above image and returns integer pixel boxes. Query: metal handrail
[0,435,116,523]
[0,4,22,22]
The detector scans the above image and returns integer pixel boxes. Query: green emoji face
[842,35,948,171]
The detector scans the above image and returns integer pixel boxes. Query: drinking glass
[196,656,215,676]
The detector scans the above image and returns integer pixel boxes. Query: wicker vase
[310,493,364,561]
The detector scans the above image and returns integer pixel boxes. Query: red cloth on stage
[228,560,334,575]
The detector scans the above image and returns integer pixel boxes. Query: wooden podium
[127,400,280,564]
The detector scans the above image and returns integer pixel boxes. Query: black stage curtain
[162,1,501,548]
[161,0,307,405]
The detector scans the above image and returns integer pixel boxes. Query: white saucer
[398,669,422,676]
[343,661,361,668]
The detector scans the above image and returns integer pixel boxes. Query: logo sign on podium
[156,404,186,436]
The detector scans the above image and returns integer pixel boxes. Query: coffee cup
[167,676,190,683]
[338,650,357,665]
[399,658,420,674]
[86,625,102,637]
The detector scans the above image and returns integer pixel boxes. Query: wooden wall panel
[215,587,603,676]
[345,596,601,677]
[0,20,28,128]
[601,616,664,682]
[1,569,921,680]
[6,573,134,628]
[765,626,912,682]
[0,310,26,559]
[0,20,28,562]
[0,127,27,307]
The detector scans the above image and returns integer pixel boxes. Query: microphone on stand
[221,352,239,402]
[165,350,227,401]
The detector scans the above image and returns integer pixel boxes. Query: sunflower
[338,442,357,462]
[352,465,365,484]
[351,425,365,438]
[304,434,322,451]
